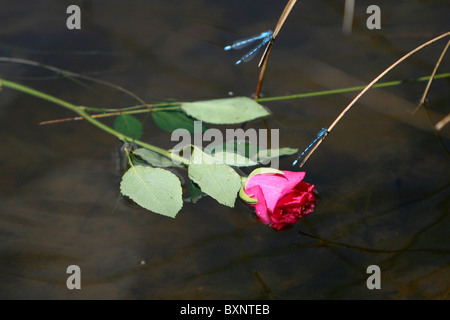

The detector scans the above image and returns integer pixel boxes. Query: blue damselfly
[292,128,329,167]
[224,30,273,65]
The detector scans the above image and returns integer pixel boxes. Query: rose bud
[240,169,317,231]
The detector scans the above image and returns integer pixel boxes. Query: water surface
[0,0,449,299]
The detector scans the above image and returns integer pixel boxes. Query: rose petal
[245,173,287,212]
[244,170,316,230]
[271,190,316,229]
[245,185,271,225]
[245,171,307,212]
[281,171,306,193]
[294,180,315,193]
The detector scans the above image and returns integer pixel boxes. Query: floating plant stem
[256,73,450,103]
[0,77,189,165]
[34,73,450,125]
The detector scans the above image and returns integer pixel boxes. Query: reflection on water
[0,0,449,299]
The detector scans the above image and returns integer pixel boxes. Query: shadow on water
[0,0,449,299]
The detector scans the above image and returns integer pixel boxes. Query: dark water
[0,0,449,299]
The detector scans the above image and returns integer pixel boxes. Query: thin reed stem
[0,56,146,104]
[328,32,450,132]
[273,0,298,39]
[342,0,355,35]
[414,40,450,155]
[255,44,272,98]
[415,39,450,112]
[299,31,450,167]
[255,0,298,98]
[435,113,450,131]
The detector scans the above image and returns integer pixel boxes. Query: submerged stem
[0,56,146,105]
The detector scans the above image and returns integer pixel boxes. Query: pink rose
[243,171,317,230]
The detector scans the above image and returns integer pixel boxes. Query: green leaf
[255,147,298,163]
[277,147,299,157]
[120,165,183,218]
[210,151,257,167]
[188,147,242,207]
[133,148,183,168]
[205,141,258,166]
[181,97,271,124]
[184,182,206,203]
[152,110,207,133]
[114,114,143,140]
[207,141,259,158]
